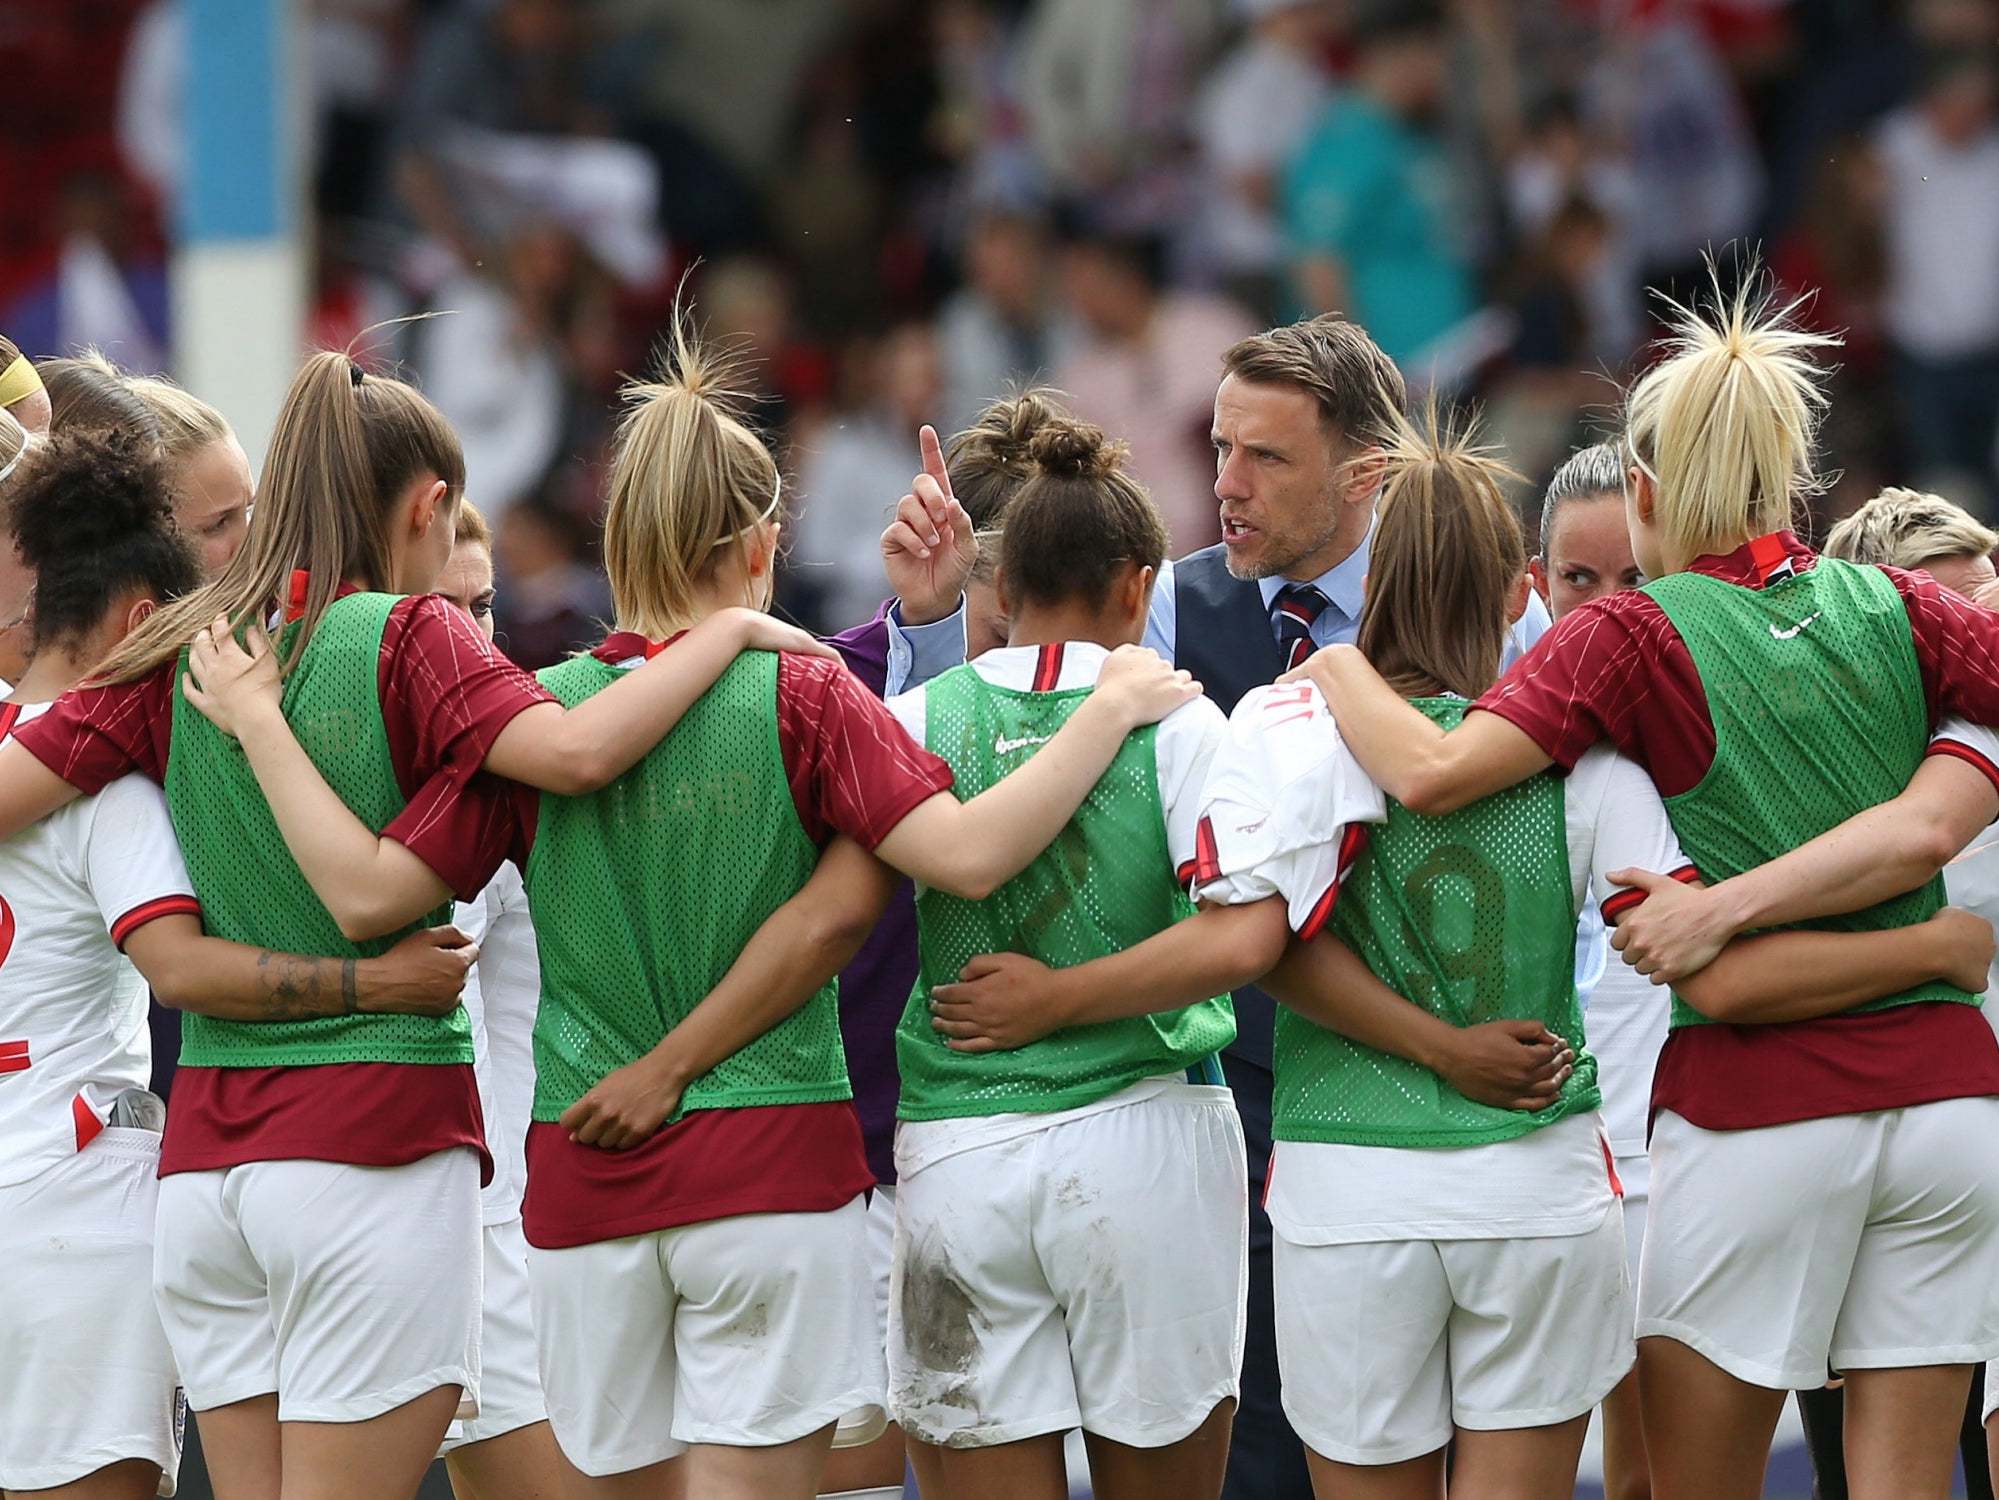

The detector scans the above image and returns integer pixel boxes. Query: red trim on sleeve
[1194,815,1221,887]
[1175,857,1198,887]
[1928,738,1999,800]
[1600,864,1702,924]
[110,894,203,951]
[1296,822,1371,941]
[0,1039,30,1075]
[72,1093,104,1151]
[1032,642,1064,692]
[0,702,21,741]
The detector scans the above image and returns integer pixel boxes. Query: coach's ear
[1506,570,1532,624]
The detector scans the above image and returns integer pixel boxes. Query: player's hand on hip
[365,926,480,1015]
[560,1058,686,1150]
[1605,867,1726,983]
[182,614,282,738]
[881,425,978,626]
[1931,906,1997,993]
[1093,645,1200,727]
[931,953,1071,1051]
[1439,1020,1572,1111]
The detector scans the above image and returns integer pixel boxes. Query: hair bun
[8,430,174,571]
[1027,419,1125,480]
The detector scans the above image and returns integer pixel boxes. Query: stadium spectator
[1054,226,1253,554]
[935,210,1074,435]
[1871,53,1999,509]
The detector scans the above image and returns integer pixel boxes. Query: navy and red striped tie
[1273,584,1329,672]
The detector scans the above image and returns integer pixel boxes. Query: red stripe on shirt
[0,702,21,741]
[1928,737,1999,800]
[1194,815,1221,888]
[1600,864,1702,924]
[72,1094,104,1151]
[0,1040,29,1075]
[1296,823,1372,941]
[109,894,203,951]
[1032,642,1064,692]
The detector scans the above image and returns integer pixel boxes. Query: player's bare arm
[929,898,1291,1052]
[561,836,895,1149]
[1282,642,1552,814]
[1610,754,1999,982]
[874,645,1200,899]
[1261,931,1575,1113]
[124,915,476,1022]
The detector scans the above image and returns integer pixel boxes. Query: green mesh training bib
[526,650,850,1122]
[1275,697,1599,1148]
[896,660,1235,1121]
[1644,558,1977,1029]
[166,591,468,1068]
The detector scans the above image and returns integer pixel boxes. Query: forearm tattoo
[343,958,359,1015]
[254,951,338,1020]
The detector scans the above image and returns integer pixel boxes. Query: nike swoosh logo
[994,733,1053,755]
[1769,612,1821,640]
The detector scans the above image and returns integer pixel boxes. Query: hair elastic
[708,473,784,552]
[0,432,31,488]
[0,354,43,410]
[348,360,366,389]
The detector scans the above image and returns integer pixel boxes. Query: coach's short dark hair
[998,419,1169,612]
[1221,315,1408,450]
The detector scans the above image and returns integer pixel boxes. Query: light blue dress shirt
[1144,522,1553,667]
[883,598,969,695]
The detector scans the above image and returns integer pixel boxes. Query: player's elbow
[1673,972,1748,1024]
[332,890,412,944]
[1901,814,1964,883]
[1398,761,1467,817]
[1220,902,1291,987]
[142,952,203,1011]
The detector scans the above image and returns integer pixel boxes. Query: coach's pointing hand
[881,424,978,626]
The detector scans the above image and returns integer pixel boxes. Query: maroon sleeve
[1473,593,1660,770]
[775,653,953,848]
[378,596,557,794]
[11,667,176,793]
[383,769,537,902]
[1887,566,1999,730]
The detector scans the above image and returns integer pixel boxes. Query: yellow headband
[0,355,41,411]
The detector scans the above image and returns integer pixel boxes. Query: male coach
[1143,315,1552,1498]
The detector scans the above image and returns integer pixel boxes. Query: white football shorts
[441,1216,549,1451]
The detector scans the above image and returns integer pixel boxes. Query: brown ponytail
[996,417,1168,612]
[91,351,464,683]
[1356,408,1527,702]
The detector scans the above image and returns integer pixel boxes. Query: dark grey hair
[1539,442,1626,557]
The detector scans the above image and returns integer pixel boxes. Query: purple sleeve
[825,603,892,699]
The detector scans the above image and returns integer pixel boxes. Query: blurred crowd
[9,0,1999,653]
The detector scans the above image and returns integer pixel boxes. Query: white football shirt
[1193,685,1693,1242]
[454,861,540,1225]
[0,700,199,1187]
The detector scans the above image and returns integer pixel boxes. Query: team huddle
[4,274,1999,1500]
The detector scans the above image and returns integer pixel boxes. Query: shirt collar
[1686,530,1815,588]
[1255,516,1374,623]
[284,570,362,622]
[594,629,688,665]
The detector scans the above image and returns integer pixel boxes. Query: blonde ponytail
[602,311,781,638]
[1625,269,1839,572]
[91,352,464,683]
